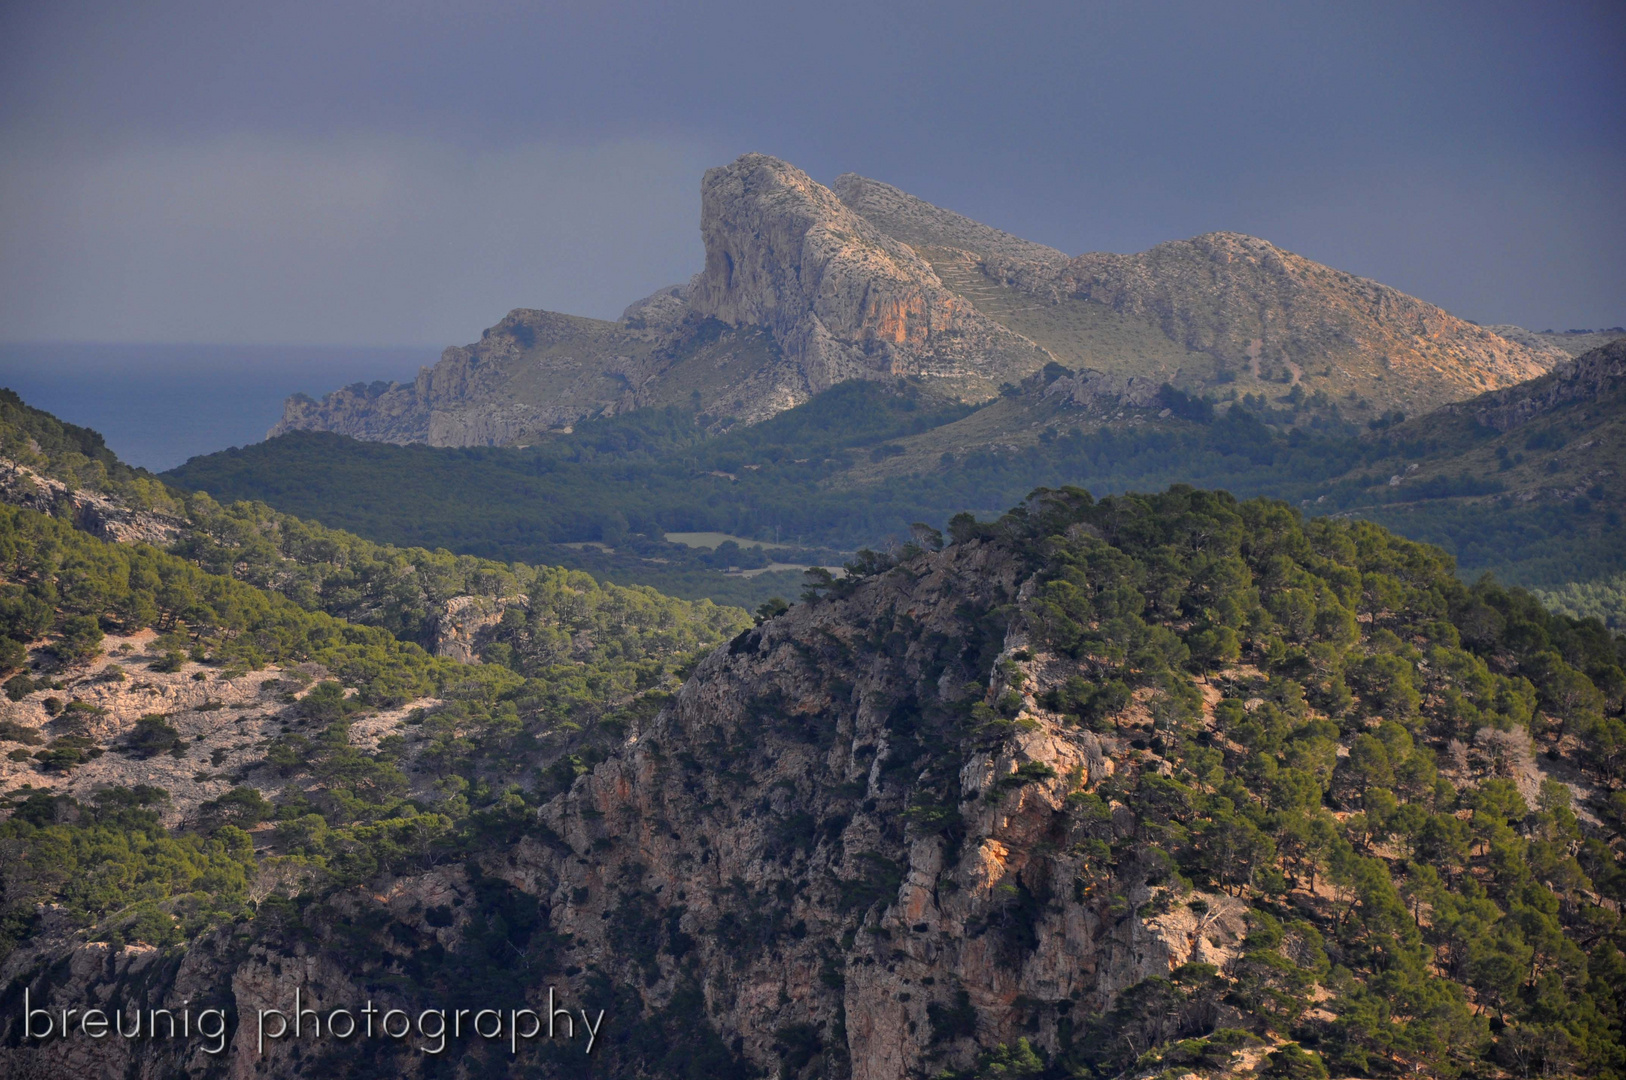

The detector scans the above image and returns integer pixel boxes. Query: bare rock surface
[0,461,182,546]
[267,155,1575,447]
[1042,231,1564,411]
[485,538,1255,1080]
[0,632,430,824]
[428,593,527,664]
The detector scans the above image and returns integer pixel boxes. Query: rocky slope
[1437,336,1626,432]
[961,231,1566,415]
[0,631,428,825]
[269,305,794,445]
[0,459,182,546]
[1324,337,1626,508]
[1309,338,1626,586]
[1486,325,1625,359]
[274,155,1567,448]
[518,530,1243,1080]
[829,173,1070,269]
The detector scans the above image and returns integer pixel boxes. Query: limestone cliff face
[428,593,527,664]
[515,536,1229,1079]
[689,156,1047,396]
[690,155,1049,396]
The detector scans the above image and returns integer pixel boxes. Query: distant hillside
[170,342,1626,600]
[829,172,1071,266]
[906,231,1565,418]
[270,310,789,446]
[1312,338,1626,586]
[1486,324,1625,358]
[271,154,1565,447]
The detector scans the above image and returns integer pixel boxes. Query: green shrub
[124,714,184,759]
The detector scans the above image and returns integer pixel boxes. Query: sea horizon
[0,341,441,471]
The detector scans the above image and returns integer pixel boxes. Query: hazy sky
[1,0,1621,347]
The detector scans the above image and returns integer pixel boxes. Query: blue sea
[0,343,442,471]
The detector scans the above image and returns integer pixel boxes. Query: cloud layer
[1,1,1621,344]
[0,134,713,344]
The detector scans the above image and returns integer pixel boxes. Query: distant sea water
[0,342,441,471]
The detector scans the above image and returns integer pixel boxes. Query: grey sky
[1,0,1621,346]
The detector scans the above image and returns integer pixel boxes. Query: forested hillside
[5,425,1626,1076]
[1,387,749,663]
[0,493,738,976]
[517,486,1626,1079]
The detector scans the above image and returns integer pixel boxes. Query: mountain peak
[690,154,1048,395]
[267,154,1573,447]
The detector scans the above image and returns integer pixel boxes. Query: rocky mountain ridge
[962,231,1564,415]
[271,154,1567,447]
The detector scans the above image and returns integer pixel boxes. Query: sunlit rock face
[691,154,1048,395]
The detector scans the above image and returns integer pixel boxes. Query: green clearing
[664,531,791,550]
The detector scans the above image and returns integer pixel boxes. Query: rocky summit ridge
[1050,231,1562,406]
[272,154,1567,447]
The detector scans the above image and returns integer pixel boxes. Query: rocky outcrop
[491,534,1242,1080]
[691,155,1050,395]
[1438,338,1626,432]
[1,521,1263,1079]
[1042,368,1164,411]
[0,629,435,824]
[0,460,182,545]
[428,593,527,664]
[620,280,697,331]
